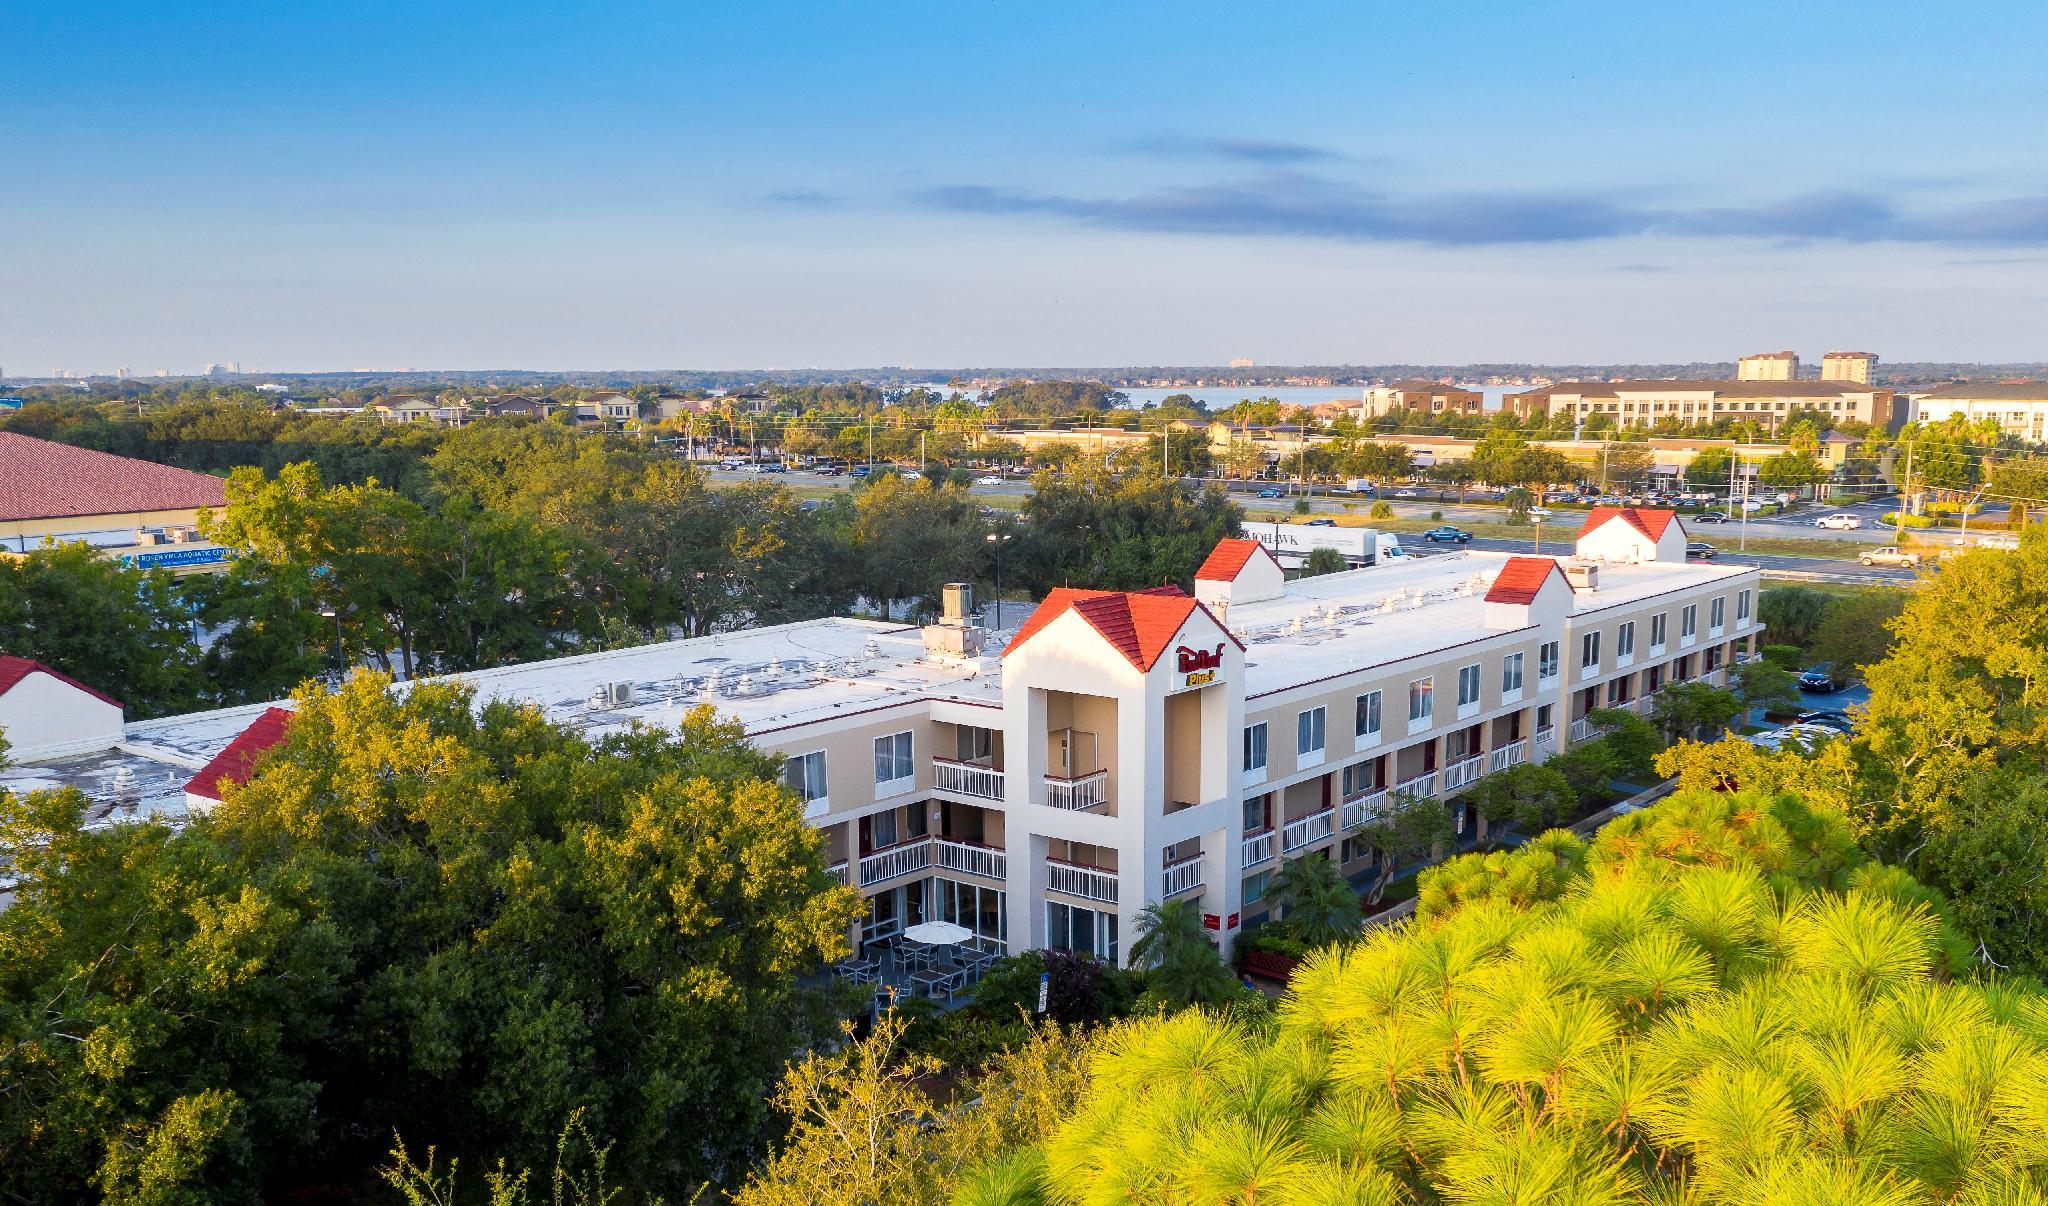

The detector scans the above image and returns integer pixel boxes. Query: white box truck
[1249,522,1407,569]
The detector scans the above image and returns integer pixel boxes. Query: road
[705,467,1921,583]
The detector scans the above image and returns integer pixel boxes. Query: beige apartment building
[1511,380,1901,433]
[1360,381,1484,418]
[8,509,1760,966]
[1821,352,1877,384]
[1737,351,1800,381]
[1911,382,2048,443]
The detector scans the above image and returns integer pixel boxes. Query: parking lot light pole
[986,532,1011,630]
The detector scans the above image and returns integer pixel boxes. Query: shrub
[1429,508,1443,520]
[1368,500,1394,519]
[1291,497,1310,515]
[1761,643,1804,671]
[1880,511,1934,528]
[1825,492,1865,505]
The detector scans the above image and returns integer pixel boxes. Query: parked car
[814,465,844,476]
[849,465,872,478]
[1797,709,1855,733]
[1860,546,1922,568]
[1815,513,1864,530]
[1693,511,1729,524]
[759,463,787,474]
[901,471,922,482]
[974,474,1003,486]
[1977,533,2021,551]
[1256,488,1283,498]
[1302,518,1337,527]
[1686,541,1717,559]
[1527,506,1554,519]
[1423,526,1472,544]
[1798,664,1839,692]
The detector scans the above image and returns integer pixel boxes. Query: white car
[974,475,1003,486]
[1815,513,1863,530]
[1977,533,2020,551]
[1527,506,1554,519]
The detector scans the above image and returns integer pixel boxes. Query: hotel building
[2,509,1760,964]
[1511,380,1902,433]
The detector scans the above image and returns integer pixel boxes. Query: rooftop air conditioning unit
[134,529,162,546]
[1565,562,1600,592]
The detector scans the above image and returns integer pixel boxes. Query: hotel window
[1243,723,1268,773]
[1408,676,1434,723]
[1737,589,1752,624]
[1681,605,1698,639]
[1581,631,1601,669]
[873,731,914,790]
[783,750,828,807]
[1539,640,1560,682]
[1502,652,1525,694]
[1243,871,1272,905]
[1616,622,1635,660]
[1342,760,1379,797]
[1650,613,1667,648]
[1045,902,1117,964]
[1243,794,1270,832]
[1711,597,1726,629]
[1354,690,1382,738]
[1537,703,1554,733]
[1457,663,1482,707]
[1297,707,1327,757]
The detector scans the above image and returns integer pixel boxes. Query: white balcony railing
[1393,771,1438,799]
[1342,789,1390,830]
[933,757,1004,801]
[1281,807,1336,853]
[1441,754,1487,792]
[934,837,1006,881]
[1046,858,1118,903]
[1533,728,1556,758]
[859,839,934,888]
[1160,855,1204,898]
[826,860,850,885]
[1241,830,1275,869]
[1045,769,1110,812]
[1570,716,1594,742]
[1488,739,1529,772]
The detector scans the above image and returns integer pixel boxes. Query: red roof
[1484,557,1568,605]
[1194,538,1278,582]
[0,654,122,708]
[183,707,294,803]
[0,432,229,523]
[1576,506,1679,542]
[1002,589,1240,671]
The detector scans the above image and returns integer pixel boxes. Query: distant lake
[920,383,1527,412]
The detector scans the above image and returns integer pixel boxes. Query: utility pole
[1896,440,1914,545]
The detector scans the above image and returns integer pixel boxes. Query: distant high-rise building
[227,361,241,374]
[1227,357,1255,368]
[204,363,220,376]
[1820,351,1876,384]
[1737,351,1799,381]
[154,369,168,378]
[115,366,131,379]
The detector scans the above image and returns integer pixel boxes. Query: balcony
[1160,855,1204,898]
[933,757,1004,801]
[859,839,934,888]
[1241,829,1275,869]
[1281,806,1335,853]
[826,860,850,885]
[1341,789,1389,830]
[934,837,1006,881]
[1392,770,1438,799]
[1570,716,1595,742]
[1045,769,1109,812]
[1487,739,1529,772]
[1046,858,1118,903]
[1441,754,1487,792]
[1533,727,1556,758]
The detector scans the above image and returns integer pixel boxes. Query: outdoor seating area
[831,920,1005,1007]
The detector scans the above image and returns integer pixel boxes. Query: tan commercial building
[11,515,1759,966]
[1737,351,1800,381]
[1821,352,1877,384]
[0,432,230,574]
[1360,381,1484,418]
[1509,380,1900,433]
[1912,382,2048,443]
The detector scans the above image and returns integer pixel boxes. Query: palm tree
[1128,898,1238,1009]
[1265,852,1362,946]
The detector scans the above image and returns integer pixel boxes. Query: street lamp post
[986,532,1011,631]
[320,608,343,681]
[1532,515,1543,556]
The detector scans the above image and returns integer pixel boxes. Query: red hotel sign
[1176,642,1225,687]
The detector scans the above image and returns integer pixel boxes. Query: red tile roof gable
[1577,506,1679,542]
[183,707,294,803]
[1484,557,1567,605]
[1003,589,1242,670]
[1194,538,1276,581]
[0,654,123,708]
[0,432,229,523]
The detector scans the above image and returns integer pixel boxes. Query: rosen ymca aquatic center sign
[1176,642,1225,689]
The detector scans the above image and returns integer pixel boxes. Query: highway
[704,467,1922,585]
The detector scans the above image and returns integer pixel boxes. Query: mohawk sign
[1176,642,1225,689]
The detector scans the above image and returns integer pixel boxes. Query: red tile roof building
[1576,506,1678,542]
[0,432,229,524]
[182,707,294,805]
[1483,557,1569,605]
[1003,587,1239,671]
[0,654,123,708]
[1194,538,1277,582]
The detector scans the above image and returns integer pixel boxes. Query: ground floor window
[862,879,927,943]
[937,878,1007,947]
[1243,870,1272,904]
[1046,901,1119,964]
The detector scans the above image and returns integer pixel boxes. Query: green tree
[1733,657,1803,716]
[1685,446,1735,490]
[1015,464,1241,593]
[1300,546,1347,577]
[1356,791,1456,904]
[1126,898,1238,1009]
[1263,852,1362,945]
[1649,681,1746,743]
[1757,450,1827,495]
[0,674,859,1200]
[841,473,986,618]
[1466,760,1575,844]
[1808,587,1907,683]
[1586,705,1662,781]
[0,542,207,717]
[1756,585,1832,648]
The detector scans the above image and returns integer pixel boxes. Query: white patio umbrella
[901,920,974,946]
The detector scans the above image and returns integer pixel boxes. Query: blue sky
[6,0,2048,373]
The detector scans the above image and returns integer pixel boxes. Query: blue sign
[121,546,228,569]
[0,397,23,410]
